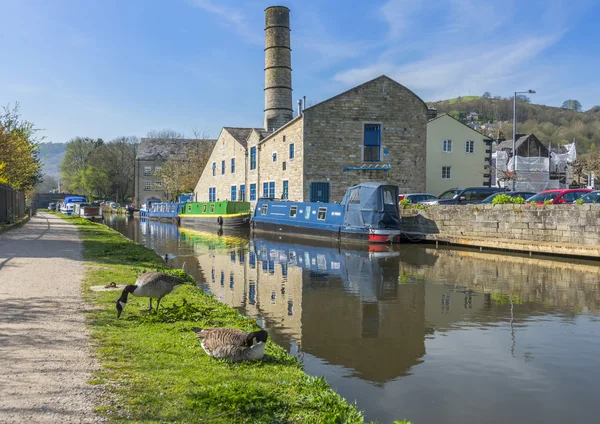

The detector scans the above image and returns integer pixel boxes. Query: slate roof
[137,138,217,160]
[492,134,529,152]
[223,128,254,148]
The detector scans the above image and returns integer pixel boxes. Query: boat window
[348,189,360,204]
[317,207,327,220]
[187,204,192,212]
[210,204,215,213]
[202,204,207,213]
[304,206,311,219]
[261,204,268,215]
[383,188,396,205]
[290,206,297,218]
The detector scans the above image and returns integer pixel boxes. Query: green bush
[576,198,585,205]
[491,193,514,204]
[399,199,410,208]
[512,196,527,204]
[544,199,553,205]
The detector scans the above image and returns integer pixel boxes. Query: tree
[516,95,531,104]
[146,129,185,139]
[0,104,43,191]
[35,174,58,193]
[157,138,213,200]
[562,99,582,112]
[60,137,103,194]
[482,92,492,99]
[87,137,138,202]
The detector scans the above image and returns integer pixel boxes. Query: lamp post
[512,89,536,190]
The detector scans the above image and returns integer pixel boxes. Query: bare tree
[146,129,185,139]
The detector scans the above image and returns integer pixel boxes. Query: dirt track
[0,212,103,423]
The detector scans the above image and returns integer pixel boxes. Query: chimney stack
[264,6,293,132]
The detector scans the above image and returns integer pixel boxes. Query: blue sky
[1,0,598,143]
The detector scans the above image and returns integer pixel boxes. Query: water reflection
[106,217,600,424]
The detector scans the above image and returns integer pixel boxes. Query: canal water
[106,215,600,424]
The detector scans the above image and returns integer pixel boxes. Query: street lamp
[513,89,536,190]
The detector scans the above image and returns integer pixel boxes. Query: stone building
[193,6,427,207]
[134,137,216,207]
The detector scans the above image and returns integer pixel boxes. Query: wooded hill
[429,97,600,155]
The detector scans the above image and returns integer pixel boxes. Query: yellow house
[426,114,492,196]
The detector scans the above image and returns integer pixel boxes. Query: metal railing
[0,183,26,224]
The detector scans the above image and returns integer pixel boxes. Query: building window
[212,162,216,176]
[209,187,216,201]
[317,207,327,220]
[250,147,256,170]
[239,185,246,201]
[231,185,237,201]
[144,166,152,176]
[154,166,161,174]
[269,181,275,198]
[250,184,256,201]
[310,182,330,202]
[443,139,452,152]
[144,181,152,190]
[283,135,286,142]
[364,124,381,162]
[263,182,268,198]
[221,160,225,175]
[466,140,474,153]
[442,166,452,179]
[155,181,163,188]
[290,205,297,217]
[283,180,288,200]
[272,152,277,162]
[289,143,295,159]
[282,161,286,171]
[231,158,235,173]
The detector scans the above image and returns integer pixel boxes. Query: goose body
[192,328,268,362]
[116,272,185,317]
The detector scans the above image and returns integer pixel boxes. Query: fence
[0,183,26,224]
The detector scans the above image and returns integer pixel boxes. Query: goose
[116,272,185,318]
[192,327,268,362]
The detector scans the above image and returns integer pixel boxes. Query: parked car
[527,189,593,205]
[574,190,600,204]
[481,191,537,204]
[399,193,438,204]
[48,202,56,210]
[421,187,506,205]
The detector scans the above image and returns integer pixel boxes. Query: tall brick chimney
[264,6,293,132]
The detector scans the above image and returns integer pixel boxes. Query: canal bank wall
[400,204,600,258]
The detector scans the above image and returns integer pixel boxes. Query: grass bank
[58,214,368,423]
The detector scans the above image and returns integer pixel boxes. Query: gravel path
[0,212,104,423]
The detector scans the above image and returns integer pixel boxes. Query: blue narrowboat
[60,195,86,215]
[252,182,402,244]
[147,202,185,222]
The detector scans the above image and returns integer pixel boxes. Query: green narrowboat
[179,201,251,230]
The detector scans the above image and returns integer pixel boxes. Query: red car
[527,189,593,204]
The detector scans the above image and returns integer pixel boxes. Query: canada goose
[116,272,185,318]
[192,327,268,362]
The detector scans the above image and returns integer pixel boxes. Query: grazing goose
[192,328,268,362]
[116,272,185,318]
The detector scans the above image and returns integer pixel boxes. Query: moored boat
[147,202,184,222]
[74,203,102,219]
[251,182,401,244]
[179,201,251,230]
[60,196,86,215]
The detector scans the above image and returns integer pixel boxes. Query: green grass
[443,95,480,104]
[55,214,366,423]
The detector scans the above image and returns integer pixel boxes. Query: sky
[1,0,599,143]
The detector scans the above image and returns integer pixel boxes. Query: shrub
[399,199,410,208]
[576,198,584,205]
[491,193,514,204]
[544,199,553,205]
[512,196,527,204]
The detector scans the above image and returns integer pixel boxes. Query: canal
[106,215,600,424]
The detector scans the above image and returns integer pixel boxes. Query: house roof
[136,138,217,160]
[493,134,531,152]
[427,113,492,139]
[258,115,303,145]
[223,127,254,148]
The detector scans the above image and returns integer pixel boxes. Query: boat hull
[180,213,251,230]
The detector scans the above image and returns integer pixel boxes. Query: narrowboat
[60,196,86,215]
[251,182,402,244]
[74,203,102,219]
[147,202,184,222]
[179,201,251,230]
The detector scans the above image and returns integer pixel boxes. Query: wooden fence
[0,183,26,224]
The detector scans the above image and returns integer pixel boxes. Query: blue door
[310,182,330,202]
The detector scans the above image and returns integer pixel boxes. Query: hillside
[38,142,66,177]
[429,97,600,154]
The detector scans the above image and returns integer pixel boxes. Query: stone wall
[400,204,600,245]
[303,75,427,202]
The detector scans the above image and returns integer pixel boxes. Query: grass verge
[57,214,366,423]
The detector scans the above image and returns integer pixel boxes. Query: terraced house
[193,6,428,207]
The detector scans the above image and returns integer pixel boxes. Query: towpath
[0,212,103,423]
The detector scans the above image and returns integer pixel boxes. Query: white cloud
[186,0,262,45]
